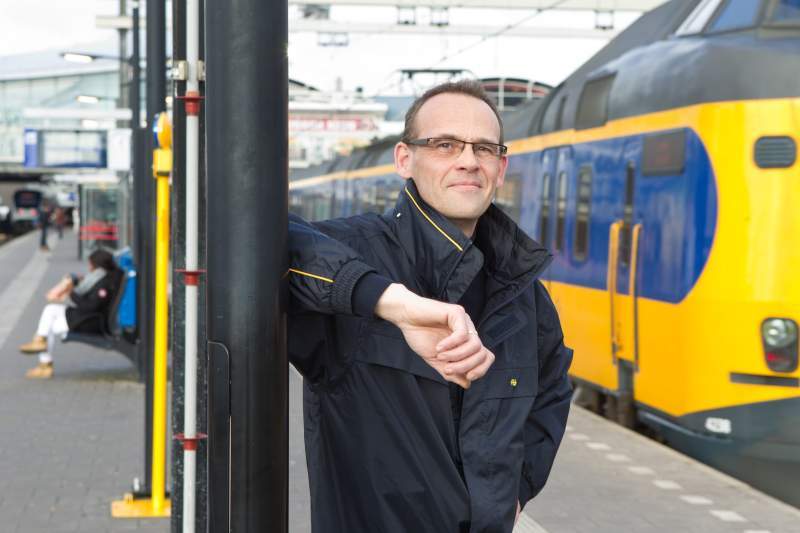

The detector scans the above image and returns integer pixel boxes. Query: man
[289,80,573,532]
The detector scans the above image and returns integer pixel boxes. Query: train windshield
[769,0,800,24]
[13,190,42,209]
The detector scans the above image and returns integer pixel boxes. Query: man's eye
[435,141,453,150]
[475,145,494,154]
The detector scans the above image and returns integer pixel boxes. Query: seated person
[19,249,122,379]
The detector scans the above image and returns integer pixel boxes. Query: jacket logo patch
[98,288,108,299]
[510,378,518,388]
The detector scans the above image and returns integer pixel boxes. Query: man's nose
[455,143,480,169]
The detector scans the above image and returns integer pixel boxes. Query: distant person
[19,249,122,379]
[38,200,52,251]
[54,207,66,239]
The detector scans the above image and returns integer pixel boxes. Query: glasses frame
[405,137,508,159]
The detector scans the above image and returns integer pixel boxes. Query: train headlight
[761,318,798,373]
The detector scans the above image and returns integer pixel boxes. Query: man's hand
[374,284,495,388]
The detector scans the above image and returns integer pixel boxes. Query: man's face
[394,93,508,237]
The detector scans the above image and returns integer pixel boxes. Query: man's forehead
[414,93,501,139]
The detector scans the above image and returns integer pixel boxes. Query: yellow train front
[290,0,800,507]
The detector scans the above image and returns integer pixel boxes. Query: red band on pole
[177,91,204,116]
[175,432,207,451]
[176,269,206,286]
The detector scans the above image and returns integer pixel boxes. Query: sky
[0,0,644,94]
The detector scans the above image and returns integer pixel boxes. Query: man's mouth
[448,181,482,191]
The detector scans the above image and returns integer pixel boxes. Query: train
[288,0,800,507]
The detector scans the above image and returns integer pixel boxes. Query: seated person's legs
[20,303,69,379]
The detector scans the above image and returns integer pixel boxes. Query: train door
[538,149,558,291]
[608,141,643,424]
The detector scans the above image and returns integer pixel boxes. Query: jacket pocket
[354,319,446,384]
[481,367,537,400]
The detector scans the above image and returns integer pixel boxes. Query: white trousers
[35,303,69,364]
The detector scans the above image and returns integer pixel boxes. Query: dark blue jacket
[288,179,573,533]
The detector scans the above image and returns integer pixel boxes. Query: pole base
[111,492,171,518]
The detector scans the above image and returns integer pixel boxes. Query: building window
[576,74,615,130]
[574,166,592,261]
[555,171,568,252]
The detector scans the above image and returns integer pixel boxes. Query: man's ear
[394,142,413,178]
[496,155,509,187]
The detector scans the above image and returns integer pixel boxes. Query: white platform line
[653,480,682,490]
[628,466,655,475]
[586,442,611,451]
[680,495,713,505]
[514,512,550,533]
[568,433,589,441]
[0,236,51,352]
[606,453,631,462]
[709,510,747,522]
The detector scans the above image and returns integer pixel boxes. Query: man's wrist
[374,283,415,325]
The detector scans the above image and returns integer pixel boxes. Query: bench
[62,270,141,377]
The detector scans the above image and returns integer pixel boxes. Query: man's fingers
[435,305,472,352]
[445,373,470,389]
[435,328,470,353]
[436,334,482,361]
[445,348,490,377]
[466,349,495,381]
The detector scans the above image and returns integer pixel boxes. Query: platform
[0,230,166,533]
[2,229,799,532]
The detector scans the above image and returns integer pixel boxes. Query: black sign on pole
[205,0,289,530]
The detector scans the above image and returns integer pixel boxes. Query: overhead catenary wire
[366,0,569,98]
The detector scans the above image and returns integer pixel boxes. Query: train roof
[533,0,800,135]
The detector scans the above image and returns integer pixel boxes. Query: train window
[675,0,724,35]
[555,172,568,252]
[495,172,522,223]
[708,0,762,32]
[554,96,568,132]
[573,166,592,261]
[575,75,615,130]
[619,163,635,268]
[642,130,686,176]
[770,0,800,23]
[539,173,552,246]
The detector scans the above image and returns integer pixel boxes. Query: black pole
[206,0,289,530]
[170,0,209,530]
[130,0,154,494]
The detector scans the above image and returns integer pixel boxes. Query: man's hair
[401,80,504,145]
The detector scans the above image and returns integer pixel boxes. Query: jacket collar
[385,179,551,304]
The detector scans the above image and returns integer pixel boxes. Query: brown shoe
[19,336,47,354]
[25,362,53,379]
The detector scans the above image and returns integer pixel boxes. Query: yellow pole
[151,161,170,514]
[111,113,172,518]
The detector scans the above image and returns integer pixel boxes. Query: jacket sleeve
[289,213,391,317]
[68,276,112,313]
[518,281,573,507]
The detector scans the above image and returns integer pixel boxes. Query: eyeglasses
[405,137,508,160]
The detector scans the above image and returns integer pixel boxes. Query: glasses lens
[430,138,464,156]
[474,143,502,158]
